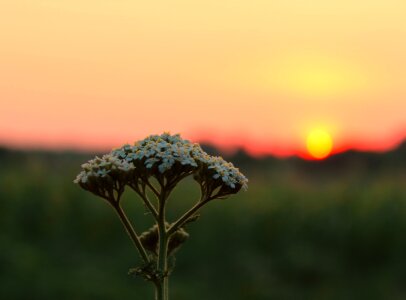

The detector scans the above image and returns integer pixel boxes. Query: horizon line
[0,137,404,161]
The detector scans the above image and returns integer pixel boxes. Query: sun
[306,129,333,159]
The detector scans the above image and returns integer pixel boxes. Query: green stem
[155,282,163,300]
[114,204,150,264]
[157,224,168,300]
[157,188,169,300]
[140,192,159,220]
[145,179,160,198]
[167,199,207,236]
[130,185,159,221]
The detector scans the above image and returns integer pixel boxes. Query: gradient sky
[1,0,405,156]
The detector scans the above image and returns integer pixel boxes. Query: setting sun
[306,129,333,159]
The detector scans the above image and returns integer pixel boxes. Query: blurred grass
[0,148,405,300]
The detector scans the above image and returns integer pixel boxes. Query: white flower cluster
[195,154,248,190]
[112,133,202,174]
[74,154,134,185]
[74,133,248,194]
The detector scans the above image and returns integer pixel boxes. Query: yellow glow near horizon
[306,129,333,159]
[267,55,368,98]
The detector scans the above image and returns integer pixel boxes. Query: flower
[112,133,202,175]
[75,133,248,199]
[193,153,248,197]
[74,154,133,201]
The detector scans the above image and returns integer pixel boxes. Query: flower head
[111,133,205,184]
[75,133,247,200]
[74,153,133,202]
[193,153,248,197]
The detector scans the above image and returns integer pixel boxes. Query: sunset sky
[1,0,405,157]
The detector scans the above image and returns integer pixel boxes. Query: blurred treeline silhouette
[0,142,405,300]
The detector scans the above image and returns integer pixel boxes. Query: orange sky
[0,0,405,157]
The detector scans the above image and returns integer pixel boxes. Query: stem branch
[114,204,150,264]
[167,198,207,236]
[131,185,159,221]
[145,179,160,198]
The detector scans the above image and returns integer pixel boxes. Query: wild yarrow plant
[74,133,248,300]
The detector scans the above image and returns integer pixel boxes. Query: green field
[0,146,405,300]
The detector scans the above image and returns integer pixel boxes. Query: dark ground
[0,142,405,300]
